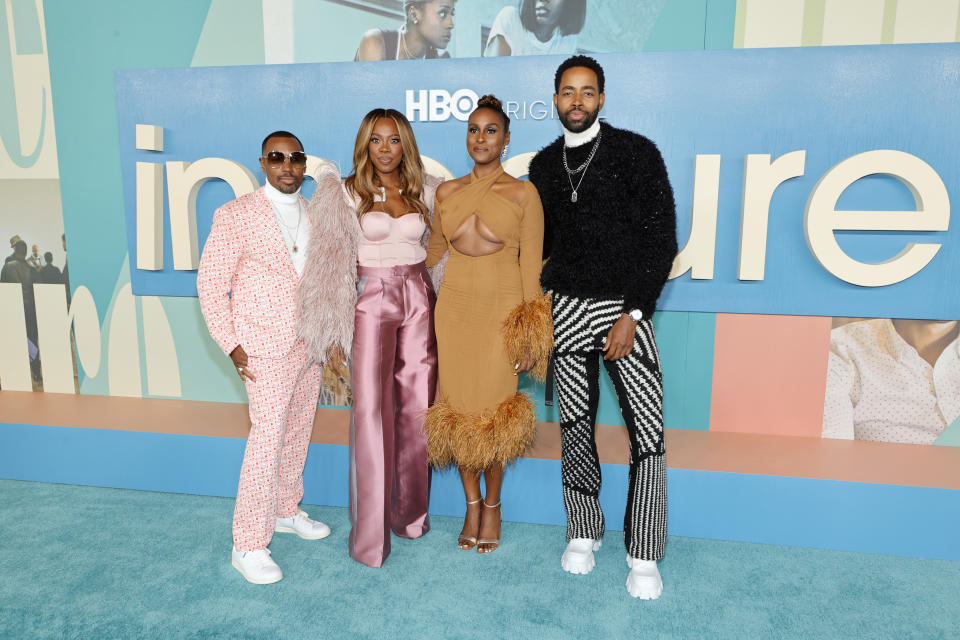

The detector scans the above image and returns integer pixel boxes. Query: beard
[559,106,600,133]
[273,175,302,194]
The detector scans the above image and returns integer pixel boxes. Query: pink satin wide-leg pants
[349,262,437,567]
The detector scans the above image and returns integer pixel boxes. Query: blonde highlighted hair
[344,108,429,221]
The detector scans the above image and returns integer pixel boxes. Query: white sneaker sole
[274,525,331,540]
[231,559,282,585]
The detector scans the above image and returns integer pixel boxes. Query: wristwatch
[628,309,643,322]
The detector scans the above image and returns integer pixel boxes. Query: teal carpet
[0,479,957,639]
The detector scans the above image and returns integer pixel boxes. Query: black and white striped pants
[552,292,667,560]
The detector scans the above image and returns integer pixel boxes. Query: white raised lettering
[165,159,258,270]
[530,100,549,120]
[738,150,806,280]
[405,89,429,122]
[804,150,949,287]
[449,88,477,121]
[670,154,722,280]
[136,162,164,270]
[429,89,451,121]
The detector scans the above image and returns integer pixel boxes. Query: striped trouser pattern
[552,292,667,560]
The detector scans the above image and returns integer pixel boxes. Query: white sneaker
[275,510,331,540]
[231,547,282,585]
[626,556,663,599]
[561,538,602,575]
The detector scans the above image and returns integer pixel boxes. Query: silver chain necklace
[561,128,602,203]
[271,199,303,253]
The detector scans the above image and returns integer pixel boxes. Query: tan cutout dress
[424,167,552,472]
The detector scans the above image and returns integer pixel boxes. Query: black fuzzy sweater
[528,122,677,319]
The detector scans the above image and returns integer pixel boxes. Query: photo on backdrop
[0,181,73,393]
[822,316,960,445]
[341,0,672,61]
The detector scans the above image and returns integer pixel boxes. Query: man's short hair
[554,55,605,94]
[44,252,53,263]
[261,131,303,154]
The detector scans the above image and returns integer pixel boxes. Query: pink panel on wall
[710,314,832,437]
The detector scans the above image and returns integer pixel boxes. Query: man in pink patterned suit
[198,131,346,584]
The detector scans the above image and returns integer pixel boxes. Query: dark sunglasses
[262,150,307,168]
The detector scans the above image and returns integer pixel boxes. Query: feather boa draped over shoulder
[296,161,360,366]
[296,167,446,365]
[420,174,448,291]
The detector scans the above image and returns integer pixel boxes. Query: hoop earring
[501,144,509,159]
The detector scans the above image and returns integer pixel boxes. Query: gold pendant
[293,246,298,253]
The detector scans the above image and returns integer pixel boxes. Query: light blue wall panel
[3,423,956,560]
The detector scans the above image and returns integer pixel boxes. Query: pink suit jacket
[197,186,306,360]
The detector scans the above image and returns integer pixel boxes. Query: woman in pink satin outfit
[300,108,443,567]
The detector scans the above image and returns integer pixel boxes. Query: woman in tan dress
[425,95,552,553]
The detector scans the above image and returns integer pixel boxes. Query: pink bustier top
[357,211,427,267]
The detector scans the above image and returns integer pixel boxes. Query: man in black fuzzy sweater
[528,55,677,600]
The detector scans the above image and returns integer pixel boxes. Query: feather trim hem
[425,393,537,472]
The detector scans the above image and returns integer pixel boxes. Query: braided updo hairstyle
[474,94,510,132]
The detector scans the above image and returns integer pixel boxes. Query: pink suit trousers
[349,262,437,567]
[234,341,322,551]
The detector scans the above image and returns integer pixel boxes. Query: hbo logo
[405,89,479,122]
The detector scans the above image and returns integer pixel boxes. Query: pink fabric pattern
[197,187,306,359]
[233,343,322,551]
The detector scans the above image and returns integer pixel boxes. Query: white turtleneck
[563,118,601,148]
[264,181,309,275]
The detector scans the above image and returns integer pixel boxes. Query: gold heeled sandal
[477,500,501,554]
[458,497,482,550]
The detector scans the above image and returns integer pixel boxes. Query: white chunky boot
[561,538,602,575]
[626,556,663,599]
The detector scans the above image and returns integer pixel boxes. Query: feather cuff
[501,292,554,381]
